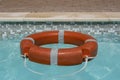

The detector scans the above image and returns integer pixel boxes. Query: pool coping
[0,12,120,22]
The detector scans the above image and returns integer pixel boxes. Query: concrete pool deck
[0,0,120,22]
[0,0,120,12]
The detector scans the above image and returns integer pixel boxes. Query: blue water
[0,39,120,80]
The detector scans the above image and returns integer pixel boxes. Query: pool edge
[0,12,120,22]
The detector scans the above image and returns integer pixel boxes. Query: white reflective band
[58,30,64,43]
[50,48,58,65]
[85,39,97,43]
[23,37,35,44]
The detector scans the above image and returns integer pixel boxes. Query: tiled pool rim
[0,12,120,22]
[0,21,120,43]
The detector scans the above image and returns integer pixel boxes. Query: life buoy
[20,31,98,66]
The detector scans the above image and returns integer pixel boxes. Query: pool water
[0,36,120,80]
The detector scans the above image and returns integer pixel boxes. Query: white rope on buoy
[22,37,35,44]
[23,55,44,76]
[58,56,95,77]
[23,54,95,77]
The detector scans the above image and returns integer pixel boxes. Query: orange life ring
[20,31,98,66]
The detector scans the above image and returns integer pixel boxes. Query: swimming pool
[0,22,120,80]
